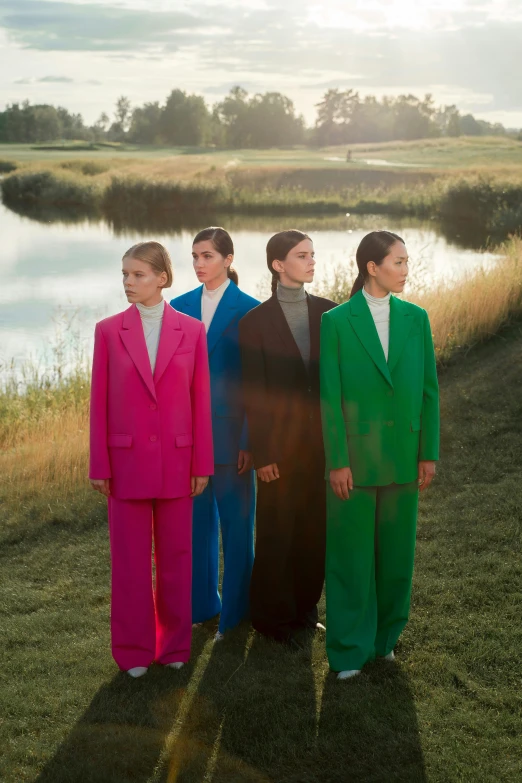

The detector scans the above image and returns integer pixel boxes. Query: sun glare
[308,0,468,31]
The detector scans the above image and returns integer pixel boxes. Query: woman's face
[368,241,409,294]
[273,238,316,287]
[192,240,232,289]
[122,257,166,306]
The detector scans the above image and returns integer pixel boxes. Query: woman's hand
[191,476,209,497]
[330,467,353,500]
[257,464,280,483]
[90,479,110,497]
[418,461,436,491]
[237,450,254,475]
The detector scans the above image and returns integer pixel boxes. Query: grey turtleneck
[277,282,310,367]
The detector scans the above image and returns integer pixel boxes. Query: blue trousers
[192,464,255,633]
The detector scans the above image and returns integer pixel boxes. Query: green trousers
[326,481,419,672]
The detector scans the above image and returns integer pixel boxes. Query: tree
[247,92,304,147]
[114,96,132,132]
[393,94,437,140]
[160,89,210,146]
[459,114,483,136]
[214,86,251,147]
[128,102,162,144]
[315,89,361,145]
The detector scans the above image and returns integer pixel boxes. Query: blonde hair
[122,241,173,288]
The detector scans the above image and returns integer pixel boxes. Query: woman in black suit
[239,230,336,646]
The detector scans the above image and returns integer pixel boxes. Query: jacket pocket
[345,421,371,436]
[175,433,193,448]
[410,418,422,432]
[175,346,193,355]
[108,434,133,448]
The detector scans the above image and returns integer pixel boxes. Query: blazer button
[149,403,157,410]
[387,420,394,427]
[387,390,394,397]
[150,435,157,442]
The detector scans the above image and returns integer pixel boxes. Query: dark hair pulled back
[350,230,405,298]
[266,229,311,295]
[192,226,238,285]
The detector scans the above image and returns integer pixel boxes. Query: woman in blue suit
[170,227,259,640]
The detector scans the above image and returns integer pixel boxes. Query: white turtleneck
[136,299,164,372]
[201,277,230,332]
[362,287,391,360]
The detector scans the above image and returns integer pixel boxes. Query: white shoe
[384,651,395,662]
[337,669,361,680]
[214,631,225,642]
[166,662,184,670]
[127,666,148,678]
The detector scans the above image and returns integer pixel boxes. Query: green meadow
[1,135,522,168]
[2,317,522,783]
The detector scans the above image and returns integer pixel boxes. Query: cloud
[0,0,212,52]
[2,0,522,116]
[14,75,98,85]
[39,75,74,83]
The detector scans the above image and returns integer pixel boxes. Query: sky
[1,0,521,128]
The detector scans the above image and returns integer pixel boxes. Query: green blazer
[320,290,439,487]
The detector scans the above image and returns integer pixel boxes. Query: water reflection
[0,201,501,368]
[3,198,500,249]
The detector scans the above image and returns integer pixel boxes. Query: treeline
[0,87,511,148]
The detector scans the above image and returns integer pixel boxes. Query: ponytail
[270,272,278,295]
[349,271,364,299]
[227,265,239,285]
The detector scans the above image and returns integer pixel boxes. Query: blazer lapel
[176,286,202,321]
[154,302,184,385]
[206,281,240,356]
[120,304,157,401]
[387,295,414,373]
[347,291,393,388]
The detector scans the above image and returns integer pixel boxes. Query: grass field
[2,312,521,782]
[2,136,522,170]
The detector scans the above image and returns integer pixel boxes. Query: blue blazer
[170,281,259,465]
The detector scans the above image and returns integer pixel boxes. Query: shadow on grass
[314,660,427,783]
[34,632,209,783]
[166,626,318,782]
[155,627,426,782]
[33,625,425,783]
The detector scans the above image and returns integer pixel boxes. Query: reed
[3,160,522,236]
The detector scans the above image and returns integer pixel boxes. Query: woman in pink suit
[89,241,213,678]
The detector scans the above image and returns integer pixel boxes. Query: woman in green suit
[320,231,439,680]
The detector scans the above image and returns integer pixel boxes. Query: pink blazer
[89,302,214,500]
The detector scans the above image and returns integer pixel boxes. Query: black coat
[239,292,337,469]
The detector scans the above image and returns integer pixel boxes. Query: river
[0,202,501,372]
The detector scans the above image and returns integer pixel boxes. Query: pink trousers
[108,496,192,670]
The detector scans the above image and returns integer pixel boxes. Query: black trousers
[250,447,326,641]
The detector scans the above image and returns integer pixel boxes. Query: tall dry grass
[412,238,522,359]
[1,318,91,515]
[318,236,522,361]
